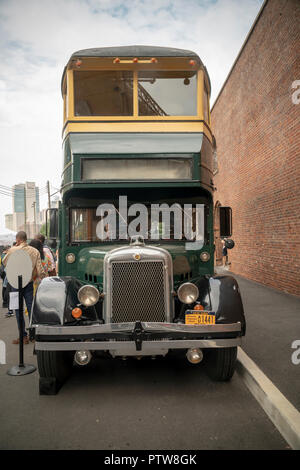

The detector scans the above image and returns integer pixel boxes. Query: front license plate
[185,311,216,325]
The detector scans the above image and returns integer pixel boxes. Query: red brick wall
[211,0,300,296]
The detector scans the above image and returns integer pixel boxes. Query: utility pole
[47,180,51,209]
[24,185,27,235]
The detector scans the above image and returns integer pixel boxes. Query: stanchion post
[6,254,36,377]
[18,275,24,368]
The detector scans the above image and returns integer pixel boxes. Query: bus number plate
[185,311,216,325]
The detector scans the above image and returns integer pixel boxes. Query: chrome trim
[103,245,174,323]
[35,338,242,353]
[35,321,241,336]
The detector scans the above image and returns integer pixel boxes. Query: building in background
[12,183,25,213]
[211,0,300,296]
[5,181,41,238]
[4,214,14,231]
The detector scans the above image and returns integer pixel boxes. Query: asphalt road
[219,269,300,410]
[0,299,289,450]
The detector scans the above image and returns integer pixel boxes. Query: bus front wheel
[204,347,237,381]
[37,350,73,394]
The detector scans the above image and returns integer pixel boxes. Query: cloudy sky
[0,0,263,230]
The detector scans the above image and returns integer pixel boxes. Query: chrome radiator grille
[110,260,166,323]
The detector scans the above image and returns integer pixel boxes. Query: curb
[236,347,300,450]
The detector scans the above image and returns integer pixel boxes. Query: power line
[0,183,60,197]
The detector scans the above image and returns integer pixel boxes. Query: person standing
[29,239,51,286]
[2,231,46,344]
[35,233,56,276]
[0,245,14,317]
[221,238,229,267]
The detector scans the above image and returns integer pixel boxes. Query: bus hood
[77,243,212,285]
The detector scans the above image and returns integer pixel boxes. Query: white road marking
[237,347,300,450]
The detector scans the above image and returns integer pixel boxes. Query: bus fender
[31,276,83,325]
[208,275,246,335]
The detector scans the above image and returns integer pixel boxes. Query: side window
[63,80,67,122]
[74,71,133,116]
[203,82,210,123]
[212,136,218,174]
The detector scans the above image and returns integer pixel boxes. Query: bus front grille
[110,260,166,323]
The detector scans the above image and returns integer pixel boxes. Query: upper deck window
[203,81,210,123]
[74,71,133,116]
[138,71,197,116]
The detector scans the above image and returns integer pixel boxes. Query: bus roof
[70,45,201,60]
[62,45,210,96]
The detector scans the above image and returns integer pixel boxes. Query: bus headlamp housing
[78,285,100,307]
[177,282,199,305]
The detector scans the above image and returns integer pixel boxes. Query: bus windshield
[70,199,209,244]
[138,71,197,116]
[73,70,197,117]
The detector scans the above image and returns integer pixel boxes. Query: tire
[37,350,73,383]
[205,347,237,381]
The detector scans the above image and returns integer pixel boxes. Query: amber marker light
[133,57,139,63]
[113,57,120,63]
[72,307,82,319]
[75,59,82,67]
[151,58,157,63]
[189,60,196,66]
[194,304,204,311]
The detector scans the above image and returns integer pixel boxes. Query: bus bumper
[34,321,242,356]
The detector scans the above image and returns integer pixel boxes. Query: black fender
[207,275,245,335]
[31,276,97,325]
[177,275,245,335]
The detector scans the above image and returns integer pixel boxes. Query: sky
[0,0,263,230]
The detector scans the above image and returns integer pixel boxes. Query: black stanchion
[7,275,36,376]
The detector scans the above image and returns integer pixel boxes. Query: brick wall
[211,0,300,296]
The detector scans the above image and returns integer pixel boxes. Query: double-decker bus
[31,46,245,394]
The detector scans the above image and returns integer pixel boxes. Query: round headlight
[66,253,76,264]
[200,251,210,262]
[177,282,199,304]
[78,285,100,307]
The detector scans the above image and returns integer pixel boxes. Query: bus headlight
[78,285,100,307]
[66,253,76,263]
[200,251,210,262]
[177,282,199,304]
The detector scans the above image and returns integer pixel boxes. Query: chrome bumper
[35,322,242,355]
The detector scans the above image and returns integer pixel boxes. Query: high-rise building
[12,184,25,213]
[11,182,41,237]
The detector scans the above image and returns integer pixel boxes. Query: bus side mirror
[219,206,232,237]
[46,208,58,240]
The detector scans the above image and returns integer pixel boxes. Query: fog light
[74,350,92,366]
[186,348,203,364]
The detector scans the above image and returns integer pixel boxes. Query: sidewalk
[216,267,300,410]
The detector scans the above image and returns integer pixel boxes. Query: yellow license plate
[185,312,216,325]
